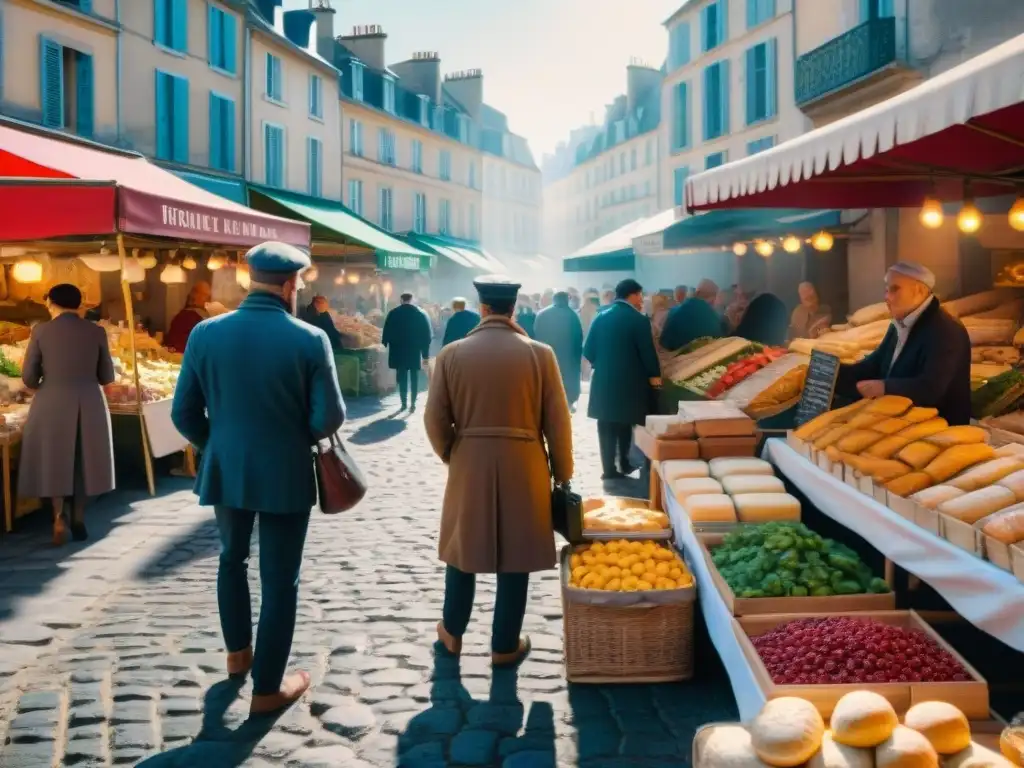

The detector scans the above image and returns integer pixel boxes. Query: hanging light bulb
[754,240,774,258]
[11,258,43,284]
[732,242,748,257]
[159,264,187,284]
[304,265,319,283]
[139,250,158,269]
[811,231,834,252]
[347,272,361,284]
[122,258,146,284]
[235,264,251,290]
[182,255,198,270]
[333,272,346,285]
[782,236,802,254]
[382,280,393,298]
[207,253,225,271]
[957,200,982,234]
[919,196,944,229]
[1009,196,1024,232]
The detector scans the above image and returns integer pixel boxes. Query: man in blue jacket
[442,297,480,347]
[172,242,346,715]
[382,293,433,411]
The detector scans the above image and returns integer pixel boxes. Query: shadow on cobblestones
[349,415,409,446]
[134,516,221,581]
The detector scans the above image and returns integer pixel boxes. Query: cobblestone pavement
[0,394,737,767]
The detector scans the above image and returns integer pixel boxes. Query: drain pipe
[243,25,252,184]
[115,0,122,142]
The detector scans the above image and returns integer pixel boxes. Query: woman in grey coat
[19,284,116,545]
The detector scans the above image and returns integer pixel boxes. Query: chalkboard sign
[794,350,841,426]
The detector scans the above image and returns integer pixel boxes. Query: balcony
[795,17,915,110]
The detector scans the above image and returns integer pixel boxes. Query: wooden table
[1,427,22,534]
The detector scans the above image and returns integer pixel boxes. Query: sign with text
[376,252,431,272]
[795,350,840,426]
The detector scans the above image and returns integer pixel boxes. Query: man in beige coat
[425,276,574,667]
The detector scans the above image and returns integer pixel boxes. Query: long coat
[584,300,661,426]
[516,307,537,338]
[534,303,583,404]
[19,313,116,498]
[171,292,347,515]
[836,298,972,425]
[424,316,574,574]
[381,303,432,370]
[659,297,724,351]
[442,309,480,347]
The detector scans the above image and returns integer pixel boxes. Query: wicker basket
[560,545,695,683]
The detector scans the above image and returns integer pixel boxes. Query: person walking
[300,295,344,353]
[382,292,432,411]
[534,290,584,410]
[515,295,537,338]
[171,242,346,714]
[584,279,661,479]
[425,276,574,667]
[442,297,480,347]
[18,284,116,545]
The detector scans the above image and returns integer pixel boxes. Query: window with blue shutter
[705,151,728,169]
[266,53,282,101]
[208,6,237,74]
[350,62,364,101]
[307,137,322,197]
[671,81,689,151]
[382,76,395,113]
[349,119,363,156]
[417,95,429,126]
[377,128,395,165]
[468,161,476,189]
[701,0,727,52]
[75,52,94,138]
[348,179,363,215]
[673,167,689,207]
[172,75,189,162]
[745,38,777,124]
[860,0,894,20]
[439,199,451,235]
[746,0,776,28]
[155,71,189,162]
[309,74,322,119]
[40,37,64,128]
[747,136,775,155]
[378,187,393,230]
[208,93,234,171]
[264,124,284,187]
[703,60,730,141]
[155,0,187,52]
[413,192,426,233]
[669,22,691,70]
[411,139,422,173]
[439,151,451,181]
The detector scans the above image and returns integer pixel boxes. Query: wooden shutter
[172,0,187,52]
[208,6,221,68]
[860,0,872,21]
[172,75,189,163]
[702,65,714,140]
[39,36,64,128]
[718,0,728,42]
[719,59,731,135]
[766,38,778,119]
[155,72,170,158]
[209,93,222,169]
[223,12,237,73]
[223,97,235,172]
[154,0,167,46]
[75,52,94,138]
[746,0,756,28]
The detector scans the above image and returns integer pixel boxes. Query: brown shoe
[249,671,311,715]
[436,622,462,656]
[226,646,253,678]
[492,636,531,668]
[52,516,68,547]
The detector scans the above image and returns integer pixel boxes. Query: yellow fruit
[605,578,621,591]
[622,575,638,590]
[572,565,588,581]
[630,562,646,576]
[637,580,653,591]
[582,552,595,565]
[629,542,644,554]
[669,567,683,580]
[591,574,607,589]
[655,562,670,577]
[654,548,674,562]
[591,541,605,553]
[642,572,658,585]
[570,554,582,569]
[644,558,657,572]
[606,566,622,578]
[617,557,632,570]
[605,542,619,554]
[594,553,608,565]
[581,572,598,588]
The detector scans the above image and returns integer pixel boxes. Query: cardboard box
[887,494,917,523]
[698,435,758,460]
[915,504,942,535]
[984,533,1013,572]
[633,427,699,461]
[941,514,984,558]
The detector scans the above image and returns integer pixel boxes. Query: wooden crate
[887,494,918,523]
[984,533,1013,572]
[696,533,895,616]
[941,514,984,558]
[633,427,699,461]
[1013,543,1024,584]
[733,611,990,719]
[649,461,664,512]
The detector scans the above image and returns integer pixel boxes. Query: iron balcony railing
[795,16,900,107]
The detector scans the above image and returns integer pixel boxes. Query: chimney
[443,69,483,120]
[309,0,337,60]
[338,25,387,71]
[283,9,315,50]
[626,58,661,113]
[389,52,441,103]
[254,0,281,25]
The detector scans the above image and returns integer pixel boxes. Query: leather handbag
[315,434,367,514]
[551,481,583,544]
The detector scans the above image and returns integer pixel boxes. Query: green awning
[409,234,504,272]
[249,186,432,264]
[173,170,247,205]
[563,249,635,273]
[662,209,842,250]
[400,235,476,269]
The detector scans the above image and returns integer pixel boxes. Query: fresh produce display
[676,337,715,355]
[711,523,890,598]
[333,313,383,349]
[686,365,728,394]
[0,321,31,345]
[971,369,1024,419]
[583,506,670,533]
[0,349,20,378]
[664,337,757,384]
[751,616,969,685]
[704,348,788,398]
[568,540,694,591]
[722,355,809,416]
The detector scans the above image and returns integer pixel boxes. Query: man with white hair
[659,278,724,352]
[442,297,480,347]
[835,261,971,425]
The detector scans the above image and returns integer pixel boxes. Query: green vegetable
[0,351,20,378]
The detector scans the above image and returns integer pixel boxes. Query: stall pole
[116,234,156,497]
[2,437,11,533]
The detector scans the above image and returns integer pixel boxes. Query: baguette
[938,486,1016,524]
[923,444,997,483]
[873,417,912,435]
[925,426,988,448]
[835,429,887,454]
[998,468,1024,501]
[902,407,939,424]
[885,472,933,498]
[846,411,888,430]
[948,457,1023,492]
[813,424,857,450]
[897,441,944,470]
[896,418,949,442]
[865,434,915,460]
[863,395,913,416]
[792,401,865,440]
[866,459,912,483]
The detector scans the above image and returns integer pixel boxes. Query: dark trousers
[396,367,420,407]
[597,420,633,474]
[442,565,529,654]
[214,506,310,696]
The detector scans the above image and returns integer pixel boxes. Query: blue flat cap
[473,274,521,305]
[245,241,311,285]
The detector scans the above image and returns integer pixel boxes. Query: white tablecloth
[764,438,1024,652]
[666,486,766,721]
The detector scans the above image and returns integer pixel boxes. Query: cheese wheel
[733,493,801,523]
[923,444,996,483]
[945,743,1015,768]
[750,697,825,768]
[897,441,943,471]
[925,425,988,448]
[903,407,939,424]
[808,732,873,768]
[909,484,965,510]
[875,726,939,768]
[683,493,737,522]
[836,430,886,454]
[672,477,724,503]
[997,468,1024,500]
[701,725,771,768]
[897,418,949,442]
[949,457,1023,491]
[864,395,913,416]
[885,472,932,498]
[709,457,774,479]
[662,459,711,483]
[902,702,971,755]
[937,485,1016,524]
[721,475,786,495]
[830,690,898,748]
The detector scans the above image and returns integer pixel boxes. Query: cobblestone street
[0,394,737,768]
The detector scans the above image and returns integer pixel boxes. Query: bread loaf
[909,485,965,510]
[995,442,1024,459]
[813,425,856,450]
[902,701,971,755]
[846,411,888,430]
[944,743,1015,768]
[948,457,1023,491]
[807,732,873,768]
[869,460,913,483]
[836,430,887,454]
[683,493,737,522]
[721,475,786,495]
[875,726,939,768]
[662,459,710,483]
[865,434,915,459]
[937,486,1016,524]
[733,493,801,523]
[897,418,949,442]
[864,395,913,416]
[750,697,825,767]
[700,725,772,768]
[672,477,724,503]
[897,441,944,470]
[903,407,939,424]
[998,468,1024,500]
[980,504,1024,544]
[709,457,774,478]
[923,444,996,483]
[793,402,866,440]
[885,472,933,498]
[830,690,898,748]
[925,426,988,448]
[873,417,912,435]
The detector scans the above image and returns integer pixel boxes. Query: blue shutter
[172,76,189,163]
[879,0,894,15]
[208,6,221,68]
[75,52,94,138]
[718,0,728,43]
[720,59,731,135]
[155,72,170,158]
[172,0,187,52]
[700,5,710,51]
[154,0,166,45]
[746,0,756,28]
[209,93,222,169]
[223,12,237,73]
[223,98,235,172]
[702,66,713,140]
[745,47,756,125]
[79,0,93,10]
[40,36,63,128]
[860,0,872,21]
[766,38,778,119]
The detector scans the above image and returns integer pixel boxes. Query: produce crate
[696,533,896,616]
[633,426,699,461]
[733,610,990,719]
[915,503,942,535]
[649,461,664,512]
[560,545,695,684]
[581,496,672,541]
[941,514,984,558]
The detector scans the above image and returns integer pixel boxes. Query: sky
[283,0,678,158]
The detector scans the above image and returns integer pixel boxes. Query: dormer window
[350,62,364,102]
[417,94,430,127]
[458,115,469,143]
[432,105,444,131]
[383,76,396,114]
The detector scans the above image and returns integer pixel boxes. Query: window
[417,94,430,126]
[155,70,189,162]
[207,6,237,73]
[630,148,637,171]
[378,187,394,230]
[701,0,728,52]
[154,0,187,52]
[468,161,477,189]
[643,180,651,197]
[645,139,653,165]
[377,128,395,165]
[39,37,94,138]
[265,53,283,101]
[673,167,689,207]
[208,93,234,171]
[264,124,284,186]
[671,81,690,150]
[668,21,691,70]
[349,119,363,157]
[439,150,451,181]
[411,139,423,173]
[307,137,322,197]
[438,199,451,235]
[413,192,427,233]
[705,151,728,169]
[309,74,322,119]
[458,115,469,143]
[745,39,777,125]
[468,203,477,240]
[619,153,626,174]
[747,136,775,155]
[703,60,730,141]
[860,0,895,20]
[347,179,363,215]
[746,0,776,28]
[350,62,364,101]
[382,76,395,113]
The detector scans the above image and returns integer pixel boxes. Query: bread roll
[875,726,938,768]
[673,477,724,503]
[885,472,932,498]
[897,441,943,470]
[830,690,898,748]
[923,444,996,483]
[750,697,825,767]
[874,417,912,435]
[721,475,786,495]
[709,457,774,479]
[937,486,1016,524]
[948,457,1023,491]
[808,732,873,768]
[847,411,887,430]
[701,725,771,768]
[902,701,970,755]
[866,434,916,460]
[997,468,1024,500]
[864,395,913,416]
[945,743,1016,768]
[925,426,988,448]
[995,442,1024,459]
[836,430,887,454]
[981,503,1024,544]
[909,485,965,510]
[898,418,949,442]
[903,407,939,424]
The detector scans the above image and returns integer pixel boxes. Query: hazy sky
[283,0,677,158]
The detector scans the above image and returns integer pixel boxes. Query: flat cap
[246,241,311,285]
[473,274,521,305]
[887,261,936,291]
